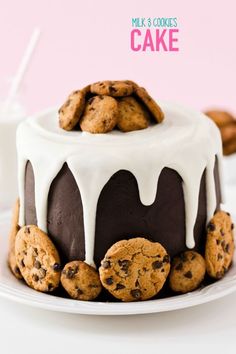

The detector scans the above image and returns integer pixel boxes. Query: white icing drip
[16,103,223,266]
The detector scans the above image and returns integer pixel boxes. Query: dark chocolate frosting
[24,157,221,267]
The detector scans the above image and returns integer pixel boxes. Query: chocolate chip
[161,268,165,272]
[32,274,39,282]
[88,97,95,104]
[48,283,54,291]
[65,267,77,279]
[163,255,170,263]
[221,240,226,248]
[33,248,38,255]
[220,229,225,236]
[14,266,21,275]
[130,289,142,299]
[231,223,234,230]
[207,222,215,232]
[115,283,125,290]
[225,243,230,253]
[175,262,183,271]
[227,212,231,216]
[135,280,140,287]
[76,288,83,295]
[118,260,131,272]
[184,271,192,279]
[34,260,41,269]
[25,226,30,234]
[109,85,117,94]
[216,239,220,245]
[101,260,111,269]
[52,263,61,272]
[217,253,223,260]
[105,277,113,285]
[20,259,25,267]
[152,261,163,269]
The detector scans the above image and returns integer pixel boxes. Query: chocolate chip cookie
[169,251,206,293]
[205,211,234,279]
[8,199,22,279]
[80,95,118,133]
[61,261,102,300]
[134,86,164,123]
[59,87,89,131]
[117,96,150,132]
[205,110,235,128]
[90,80,134,97]
[15,225,61,292]
[99,237,170,302]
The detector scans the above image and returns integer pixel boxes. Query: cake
[8,80,235,302]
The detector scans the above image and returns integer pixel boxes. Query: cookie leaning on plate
[15,225,61,292]
[169,251,206,293]
[8,199,22,279]
[61,260,102,301]
[205,211,234,279]
[99,237,170,302]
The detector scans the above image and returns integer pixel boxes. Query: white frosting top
[17,102,223,267]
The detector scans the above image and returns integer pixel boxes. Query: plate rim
[1,211,236,316]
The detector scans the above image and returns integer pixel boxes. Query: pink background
[0,0,235,115]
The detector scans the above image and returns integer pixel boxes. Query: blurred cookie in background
[205,110,236,156]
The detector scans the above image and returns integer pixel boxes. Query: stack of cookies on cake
[59,80,164,133]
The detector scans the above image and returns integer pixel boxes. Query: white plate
[1,211,236,316]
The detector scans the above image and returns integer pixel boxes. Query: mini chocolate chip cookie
[205,211,234,279]
[15,225,61,292]
[117,96,150,132]
[90,80,134,97]
[8,199,22,279]
[59,87,89,131]
[61,261,102,301]
[169,251,206,293]
[80,95,118,133]
[134,86,164,123]
[99,237,170,302]
[205,110,235,128]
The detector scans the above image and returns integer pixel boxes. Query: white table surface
[1,156,236,354]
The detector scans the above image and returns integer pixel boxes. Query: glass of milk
[0,100,26,211]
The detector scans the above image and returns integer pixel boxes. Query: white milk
[0,102,26,210]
